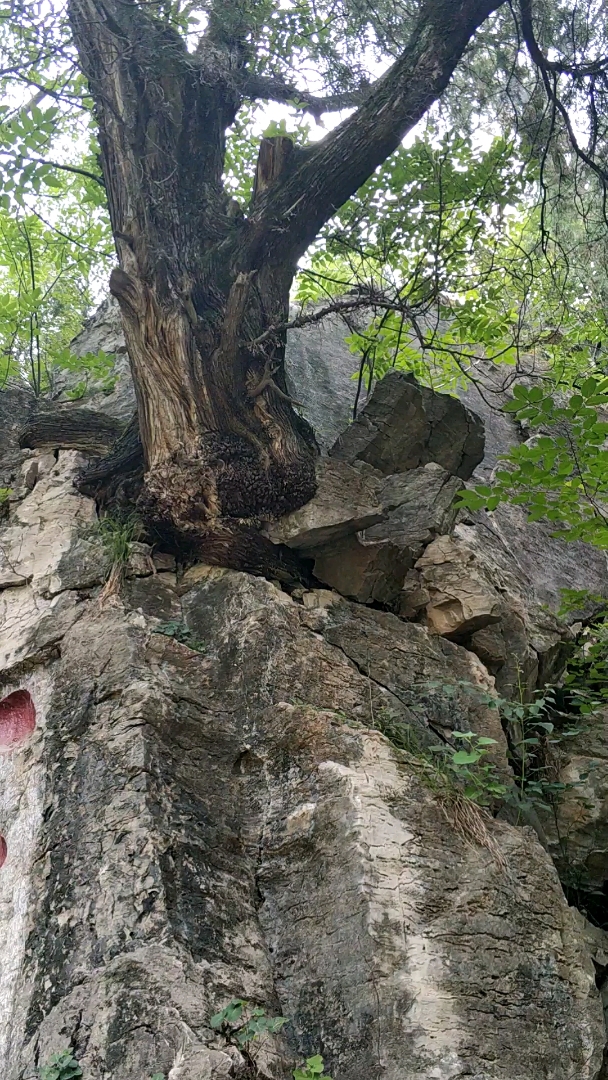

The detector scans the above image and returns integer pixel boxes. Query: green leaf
[451,750,481,765]
[210,999,245,1028]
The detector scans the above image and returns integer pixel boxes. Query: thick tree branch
[247,0,507,265]
[519,0,608,78]
[30,158,105,187]
[67,0,240,289]
[518,0,608,190]
[242,73,368,120]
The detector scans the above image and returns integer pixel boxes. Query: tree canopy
[2,0,608,561]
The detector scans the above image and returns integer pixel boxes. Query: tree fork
[66,0,507,574]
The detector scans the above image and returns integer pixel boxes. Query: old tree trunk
[65,0,504,573]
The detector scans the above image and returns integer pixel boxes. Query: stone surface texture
[264,459,383,550]
[543,708,608,893]
[2,312,608,1079]
[0,557,604,1080]
[275,462,461,609]
[330,370,485,479]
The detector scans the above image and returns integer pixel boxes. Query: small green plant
[429,730,507,805]
[98,512,139,564]
[0,486,11,502]
[210,1000,332,1080]
[149,1073,165,1080]
[153,620,206,653]
[294,1055,332,1080]
[39,1049,82,1080]
[371,703,507,807]
[210,999,288,1049]
[414,675,594,816]
[97,511,141,602]
[62,348,118,400]
[369,707,507,861]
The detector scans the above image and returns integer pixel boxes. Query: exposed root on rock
[440,792,507,871]
[98,559,126,607]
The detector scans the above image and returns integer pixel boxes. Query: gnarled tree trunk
[66,0,505,572]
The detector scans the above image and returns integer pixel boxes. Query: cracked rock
[311,463,461,608]
[264,458,384,550]
[330,369,485,479]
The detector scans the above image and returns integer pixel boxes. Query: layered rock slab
[0,569,603,1080]
[405,533,572,700]
[313,463,462,607]
[268,460,461,610]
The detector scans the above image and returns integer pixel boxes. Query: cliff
[2,303,608,1079]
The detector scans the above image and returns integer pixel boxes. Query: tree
[3,0,608,574]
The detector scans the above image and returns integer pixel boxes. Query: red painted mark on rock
[0,690,36,749]
[0,836,7,868]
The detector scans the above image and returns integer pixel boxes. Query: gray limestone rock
[330,369,485,479]
[464,502,608,618]
[284,312,362,448]
[413,533,572,700]
[0,569,603,1080]
[543,709,608,894]
[310,463,461,609]
[264,459,384,550]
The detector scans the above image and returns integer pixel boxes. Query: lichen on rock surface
[2,314,608,1078]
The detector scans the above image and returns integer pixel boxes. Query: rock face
[543,710,608,896]
[0,546,603,1080]
[4,312,608,1079]
[264,460,384,550]
[268,461,461,609]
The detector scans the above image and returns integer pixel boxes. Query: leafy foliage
[210,999,288,1049]
[458,376,608,545]
[210,1000,332,1080]
[39,1050,82,1080]
[371,701,507,809]
[293,1056,332,1080]
[428,731,507,805]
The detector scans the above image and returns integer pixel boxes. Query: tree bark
[66,0,506,571]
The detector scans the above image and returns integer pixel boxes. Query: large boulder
[279,462,461,610]
[264,459,384,551]
[409,533,572,699]
[464,502,608,619]
[330,370,485,479]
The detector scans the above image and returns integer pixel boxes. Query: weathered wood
[19,409,124,455]
[76,412,143,495]
[251,137,295,203]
